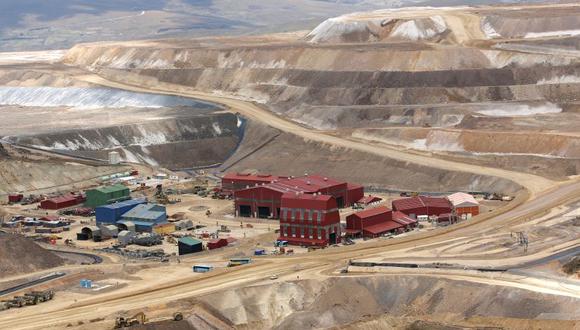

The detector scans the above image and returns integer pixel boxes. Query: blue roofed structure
[95,198,146,225]
[121,204,167,232]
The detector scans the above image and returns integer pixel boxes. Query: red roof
[392,196,451,211]
[357,195,382,205]
[392,211,417,226]
[364,221,402,234]
[352,206,391,219]
[45,195,78,204]
[282,174,345,193]
[281,193,336,210]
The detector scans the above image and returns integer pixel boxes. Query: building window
[291,227,296,236]
[291,209,295,220]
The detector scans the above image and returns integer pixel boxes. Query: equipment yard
[0,1,579,329]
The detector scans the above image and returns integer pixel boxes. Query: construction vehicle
[154,184,170,204]
[114,311,183,328]
[4,297,26,308]
[22,290,55,305]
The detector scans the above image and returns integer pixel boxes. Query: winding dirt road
[76,73,555,196]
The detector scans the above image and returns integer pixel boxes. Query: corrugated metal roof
[392,211,417,225]
[99,198,146,210]
[352,206,391,219]
[122,204,165,221]
[364,221,402,234]
[45,195,78,204]
[392,196,451,211]
[447,192,479,207]
[179,237,202,246]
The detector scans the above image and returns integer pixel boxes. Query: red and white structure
[447,192,480,219]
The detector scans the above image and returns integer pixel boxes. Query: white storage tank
[108,151,120,165]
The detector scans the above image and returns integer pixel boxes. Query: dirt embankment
[14,113,241,169]
[0,143,129,196]
[222,122,520,194]
[0,233,64,277]
[195,276,579,330]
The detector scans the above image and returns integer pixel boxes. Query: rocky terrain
[55,3,580,190]
[0,233,64,276]
[192,276,579,329]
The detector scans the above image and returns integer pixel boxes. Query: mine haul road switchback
[75,73,558,196]
[0,72,576,330]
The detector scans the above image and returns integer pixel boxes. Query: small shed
[175,220,193,231]
[178,237,203,255]
[447,192,480,218]
[8,194,23,203]
[153,223,175,235]
[207,238,228,250]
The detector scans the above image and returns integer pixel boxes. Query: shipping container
[193,265,213,273]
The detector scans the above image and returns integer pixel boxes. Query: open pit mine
[0,2,579,330]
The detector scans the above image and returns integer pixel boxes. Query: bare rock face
[0,233,64,276]
[195,276,579,329]
[58,3,580,189]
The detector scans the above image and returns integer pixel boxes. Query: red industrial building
[392,196,452,219]
[345,207,417,238]
[221,173,280,191]
[207,238,228,250]
[278,193,341,247]
[232,174,364,219]
[40,194,85,210]
[8,194,23,204]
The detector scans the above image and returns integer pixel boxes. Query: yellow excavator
[114,311,183,328]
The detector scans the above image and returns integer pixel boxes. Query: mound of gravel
[0,233,64,276]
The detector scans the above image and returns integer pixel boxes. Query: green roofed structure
[178,237,203,255]
[85,184,131,208]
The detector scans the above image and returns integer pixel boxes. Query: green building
[85,184,131,208]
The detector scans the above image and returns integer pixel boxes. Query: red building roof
[48,195,79,204]
[392,211,417,226]
[357,195,383,205]
[281,193,336,210]
[364,221,403,235]
[392,196,451,211]
[351,206,391,219]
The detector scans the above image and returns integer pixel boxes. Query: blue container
[254,249,266,256]
[193,265,213,273]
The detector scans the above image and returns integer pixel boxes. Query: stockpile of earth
[0,233,64,276]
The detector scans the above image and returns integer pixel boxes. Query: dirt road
[0,72,573,329]
[75,73,556,197]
